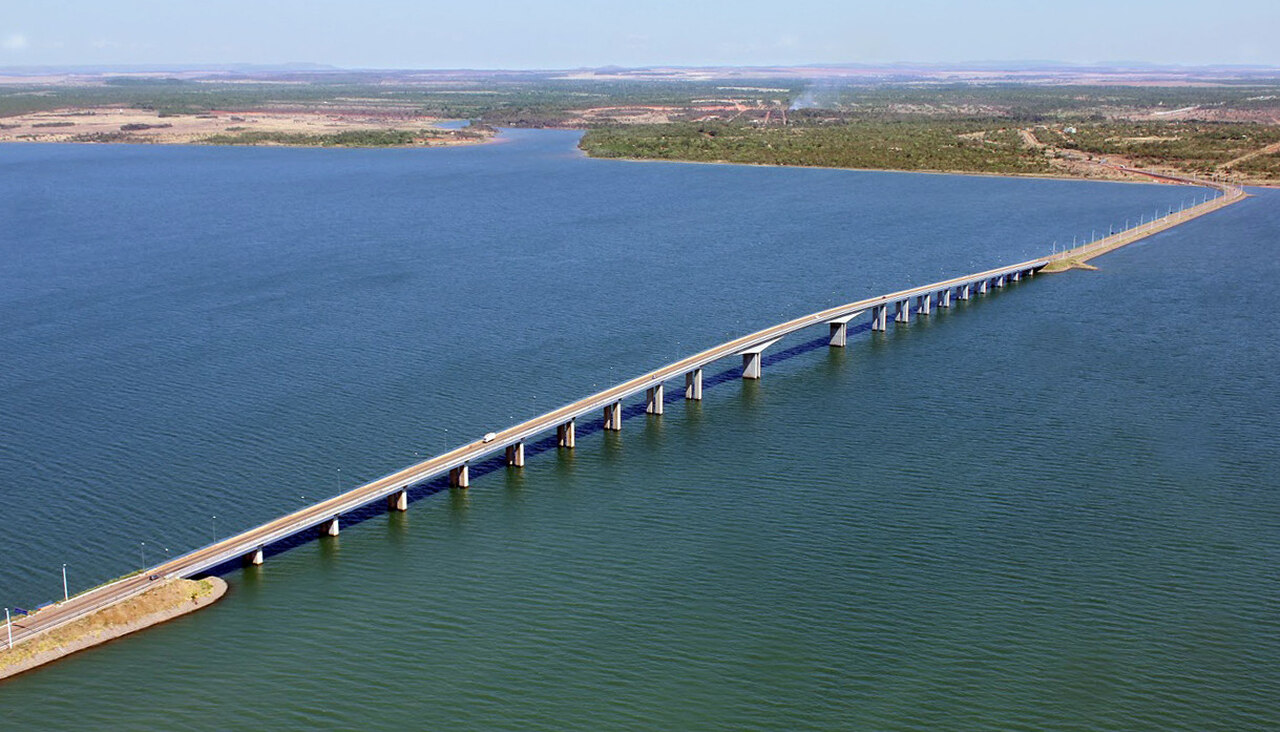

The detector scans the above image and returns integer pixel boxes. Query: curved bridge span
[5,178,1244,650]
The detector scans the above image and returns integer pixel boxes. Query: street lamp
[211,515,217,543]
[62,563,68,602]
[140,541,146,570]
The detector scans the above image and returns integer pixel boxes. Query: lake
[1,130,1275,729]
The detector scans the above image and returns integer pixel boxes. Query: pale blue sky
[3,0,1277,69]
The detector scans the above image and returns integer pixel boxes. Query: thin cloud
[2,33,29,51]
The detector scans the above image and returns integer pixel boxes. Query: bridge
[4,179,1245,651]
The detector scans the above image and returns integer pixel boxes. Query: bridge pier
[995,274,1006,288]
[741,351,762,379]
[557,419,576,448]
[685,369,703,400]
[246,547,264,566]
[449,465,470,489]
[604,400,623,430]
[646,384,664,414]
[321,517,339,537]
[505,442,525,467]
[388,489,408,511]
[1010,270,1021,282]
[894,299,911,324]
[939,289,953,308]
[978,279,989,295]
[829,321,846,347]
[826,312,861,347]
[871,304,889,331]
[916,293,933,316]
[959,284,971,301]
[738,337,780,380]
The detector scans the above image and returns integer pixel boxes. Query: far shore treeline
[2,71,1279,182]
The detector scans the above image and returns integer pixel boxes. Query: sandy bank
[0,107,491,147]
[0,576,227,682]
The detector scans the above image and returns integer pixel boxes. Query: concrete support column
[995,274,1006,288]
[685,369,703,400]
[646,384,664,414]
[959,284,971,301]
[388,489,408,511]
[978,279,989,295]
[505,442,525,467]
[246,547,264,566]
[871,304,889,331]
[321,517,339,537]
[1011,270,1021,282]
[449,464,470,489]
[1026,267,1035,278]
[916,293,933,316]
[894,300,911,324]
[604,401,623,430]
[557,419,576,448]
[829,321,847,347]
[742,351,762,380]
[826,312,860,347]
[939,289,953,308]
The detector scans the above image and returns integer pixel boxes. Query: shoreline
[0,577,227,683]
[576,150,1204,187]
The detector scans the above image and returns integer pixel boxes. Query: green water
[1,132,1276,729]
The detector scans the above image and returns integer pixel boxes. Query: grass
[0,578,221,677]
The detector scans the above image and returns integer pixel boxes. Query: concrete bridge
[4,179,1244,650]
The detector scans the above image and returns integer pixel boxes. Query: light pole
[62,563,68,602]
[5,608,11,650]
[211,515,217,543]
[140,541,146,570]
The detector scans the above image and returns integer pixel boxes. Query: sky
[3,0,1278,70]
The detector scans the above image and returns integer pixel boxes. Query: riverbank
[0,577,226,682]
[579,122,1280,187]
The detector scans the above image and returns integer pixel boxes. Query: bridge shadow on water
[201,301,973,577]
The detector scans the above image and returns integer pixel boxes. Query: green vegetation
[1236,151,1280,177]
[1058,122,1280,174]
[4,73,1278,180]
[201,128,486,147]
[582,121,1055,175]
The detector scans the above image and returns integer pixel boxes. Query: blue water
[1,131,1275,729]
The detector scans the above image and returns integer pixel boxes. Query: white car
[482,432,497,443]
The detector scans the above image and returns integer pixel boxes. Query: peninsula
[1,577,226,682]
